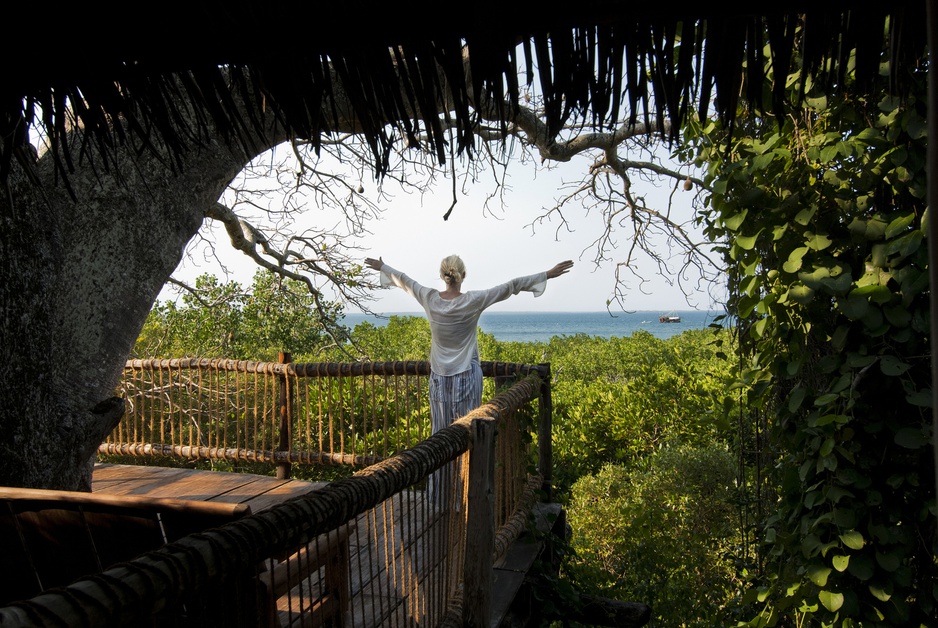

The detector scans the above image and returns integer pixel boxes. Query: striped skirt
[427,360,482,506]
[428,360,483,433]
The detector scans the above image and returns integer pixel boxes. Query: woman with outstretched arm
[364,254,573,434]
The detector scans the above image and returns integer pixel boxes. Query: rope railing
[3,362,553,627]
[0,373,541,628]
[104,359,547,475]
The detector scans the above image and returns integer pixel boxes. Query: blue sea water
[341,310,727,343]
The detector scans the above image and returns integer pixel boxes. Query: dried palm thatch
[0,1,927,184]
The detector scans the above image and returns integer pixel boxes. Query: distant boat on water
[659,314,681,323]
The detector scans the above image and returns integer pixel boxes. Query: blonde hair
[439,254,466,286]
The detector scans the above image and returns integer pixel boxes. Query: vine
[686,37,936,626]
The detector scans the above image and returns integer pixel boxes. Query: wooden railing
[0,360,556,627]
[103,357,553,496]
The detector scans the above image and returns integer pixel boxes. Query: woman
[364,254,573,435]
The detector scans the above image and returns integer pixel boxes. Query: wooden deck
[89,464,554,628]
[91,463,461,628]
[92,462,330,511]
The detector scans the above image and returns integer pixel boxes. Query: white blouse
[379,265,548,375]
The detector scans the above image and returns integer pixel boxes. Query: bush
[566,444,742,627]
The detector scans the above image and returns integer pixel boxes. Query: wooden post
[464,416,496,627]
[537,363,553,502]
[493,361,517,391]
[276,351,292,480]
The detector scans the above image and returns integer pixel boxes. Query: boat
[659,314,681,323]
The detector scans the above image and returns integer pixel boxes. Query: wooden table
[93,463,330,513]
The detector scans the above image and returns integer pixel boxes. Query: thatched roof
[0,1,927,181]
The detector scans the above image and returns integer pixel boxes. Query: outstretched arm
[546,260,574,279]
[365,257,431,304]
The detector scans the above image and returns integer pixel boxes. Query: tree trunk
[0,128,276,489]
[0,61,458,490]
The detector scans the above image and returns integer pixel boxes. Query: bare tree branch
[178,47,722,333]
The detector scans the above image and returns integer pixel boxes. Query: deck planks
[89,464,490,628]
[93,463,328,512]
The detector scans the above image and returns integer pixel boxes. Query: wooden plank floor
[93,463,328,512]
[91,464,462,628]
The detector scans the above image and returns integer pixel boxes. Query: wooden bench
[0,486,353,627]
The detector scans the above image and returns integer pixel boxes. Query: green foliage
[135,270,344,360]
[135,301,747,620]
[344,316,747,621]
[567,445,741,627]
[687,38,937,626]
[341,317,738,498]
[546,329,737,494]
[345,315,432,361]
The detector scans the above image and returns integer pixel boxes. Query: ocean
[341,310,727,343]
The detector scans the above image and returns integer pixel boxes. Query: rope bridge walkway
[0,359,557,628]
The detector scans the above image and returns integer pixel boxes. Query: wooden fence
[2,358,559,627]
[101,357,553,496]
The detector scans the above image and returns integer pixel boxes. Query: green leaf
[807,564,832,586]
[868,583,892,602]
[846,353,876,368]
[832,555,850,572]
[831,326,850,351]
[906,389,933,408]
[880,356,911,376]
[875,552,901,572]
[805,233,832,251]
[753,317,768,338]
[884,305,912,328]
[740,187,767,204]
[814,393,840,406]
[806,94,828,110]
[819,590,844,612]
[783,247,809,273]
[788,387,806,413]
[736,233,760,250]
[787,284,815,304]
[840,530,865,550]
[838,293,870,320]
[894,427,927,449]
[906,112,927,139]
[852,284,892,304]
[885,213,915,239]
[752,152,775,171]
[800,266,851,293]
[848,554,875,580]
[723,209,748,231]
[855,127,884,144]
[820,145,839,163]
[888,146,908,166]
[794,206,817,226]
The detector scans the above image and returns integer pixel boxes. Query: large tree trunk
[0,129,278,490]
[0,61,461,490]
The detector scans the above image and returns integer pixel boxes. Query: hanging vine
[685,29,936,627]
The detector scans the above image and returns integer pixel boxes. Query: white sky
[167,144,720,314]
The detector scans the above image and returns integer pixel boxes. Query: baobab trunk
[0,63,448,490]
[0,135,255,490]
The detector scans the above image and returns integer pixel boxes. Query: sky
[166,144,719,314]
